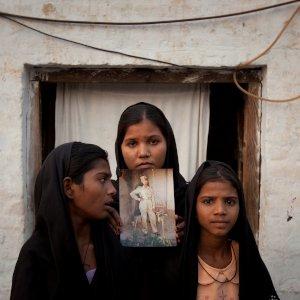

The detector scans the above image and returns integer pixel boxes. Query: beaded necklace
[198,242,238,284]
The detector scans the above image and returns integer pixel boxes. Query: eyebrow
[123,134,162,141]
[198,195,238,198]
[95,172,112,177]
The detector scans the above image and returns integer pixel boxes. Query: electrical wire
[233,6,300,103]
[236,5,299,67]
[233,72,300,103]
[1,15,183,68]
[0,0,298,25]
[0,4,299,103]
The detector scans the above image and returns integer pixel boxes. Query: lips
[136,162,154,169]
[210,221,230,229]
[211,221,229,224]
[105,199,114,206]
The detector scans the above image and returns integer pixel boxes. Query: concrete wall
[0,1,299,298]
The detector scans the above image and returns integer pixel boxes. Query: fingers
[108,222,120,235]
[105,205,122,225]
[176,229,185,244]
[175,214,185,244]
[175,214,184,224]
[176,220,185,231]
[105,205,122,235]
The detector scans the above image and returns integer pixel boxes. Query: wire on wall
[0,3,299,103]
[233,6,300,103]
[1,15,185,68]
[0,1,298,25]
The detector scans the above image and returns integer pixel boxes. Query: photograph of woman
[119,168,176,247]
[130,175,158,235]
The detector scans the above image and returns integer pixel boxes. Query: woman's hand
[105,205,122,235]
[175,214,185,244]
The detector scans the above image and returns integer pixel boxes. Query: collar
[198,241,239,285]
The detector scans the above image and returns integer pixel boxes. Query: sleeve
[130,186,141,201]
[10,241,47,300]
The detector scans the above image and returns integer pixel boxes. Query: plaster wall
[0,1,299,298]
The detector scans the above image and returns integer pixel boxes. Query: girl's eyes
[126,140,137,148]
[200,197,238,206]
[202,197,213,205]
[225,198,237,206]
[149,138,159,145]
[125,138,160,147]
[98,177,110,184]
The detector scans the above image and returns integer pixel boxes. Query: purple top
[86,268,96,284]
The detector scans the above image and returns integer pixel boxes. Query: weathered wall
[0,1,299,299]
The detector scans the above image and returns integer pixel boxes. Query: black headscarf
[114,102,187,300]
[181,160,279,300]
[11,142,125,300]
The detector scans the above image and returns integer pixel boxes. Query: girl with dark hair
[181,160,279,300]
[116,102,186,214]
[11,142,125,300]
[115,102,187,300]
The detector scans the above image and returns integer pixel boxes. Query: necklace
[198,242,238,284]
[82,238,91,269]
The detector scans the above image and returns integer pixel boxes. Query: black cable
[2,16,184,68]
[0,0,298,25]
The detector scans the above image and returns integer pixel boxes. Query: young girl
[11,142,126,300]
[115,102,187,300]
[181,160,279,300]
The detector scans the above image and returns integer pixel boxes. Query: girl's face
[67,159,116,220]
[196,180,239,238]
[121,118,167,170]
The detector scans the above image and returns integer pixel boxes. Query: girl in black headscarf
[115,102,187,300]
[11,142,125,300]
[181,160,279,300]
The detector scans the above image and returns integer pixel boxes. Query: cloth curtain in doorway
[55,82,210,180]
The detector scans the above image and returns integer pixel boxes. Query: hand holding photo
[119,169,177,247]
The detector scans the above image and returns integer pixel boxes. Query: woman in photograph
[11,142,126,300]
[130,175,158,235]
[181,160,279,299]
[115,102,187,300]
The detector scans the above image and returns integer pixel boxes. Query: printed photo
[119,169,177,247]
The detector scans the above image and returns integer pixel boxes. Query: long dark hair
[34,142,108,214]
[115,102,179,172]
[115,103,187,214]
[68,142,108,184]
[192,161,247,241]
[182,160,279,300]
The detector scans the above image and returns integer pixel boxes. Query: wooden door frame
[28,66,262,236]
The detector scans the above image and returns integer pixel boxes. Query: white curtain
[55,82,210,181]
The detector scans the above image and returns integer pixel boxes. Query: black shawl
[11,143,125,300]
[181,160,279,300]
[115,102,187,300]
